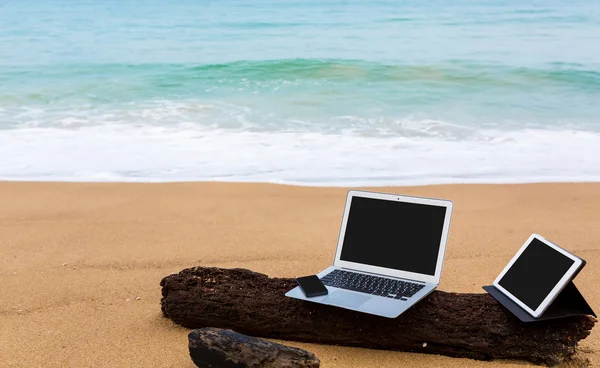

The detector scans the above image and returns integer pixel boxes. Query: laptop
[285,190,453,318]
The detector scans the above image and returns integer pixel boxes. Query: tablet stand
[483,280,596,322]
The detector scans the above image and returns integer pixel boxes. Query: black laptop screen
[497,238,575,311]
[339,196,447,276]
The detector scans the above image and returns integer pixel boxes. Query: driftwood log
[161,267,596,366]
[188,327,320,368]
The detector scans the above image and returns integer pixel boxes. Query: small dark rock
[188,327,320,368]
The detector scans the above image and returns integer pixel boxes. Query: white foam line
[1,176,600,188]
[1,126,600,186]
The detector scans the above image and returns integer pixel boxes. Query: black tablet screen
[498,238,575,311]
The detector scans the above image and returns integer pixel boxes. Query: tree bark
[188,327,320,368]
[161,267,595,366]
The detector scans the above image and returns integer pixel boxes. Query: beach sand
[0,182,598,367]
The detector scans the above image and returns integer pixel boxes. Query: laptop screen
[339,196,447,276]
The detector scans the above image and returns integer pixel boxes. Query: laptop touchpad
[323,290,371,309]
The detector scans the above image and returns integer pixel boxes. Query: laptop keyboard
[320,269,425,300]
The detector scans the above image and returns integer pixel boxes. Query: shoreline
[2,178,600,187]
[1,181,598,367]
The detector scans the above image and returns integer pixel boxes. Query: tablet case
[484,282,596,322]
[484,251,596,322]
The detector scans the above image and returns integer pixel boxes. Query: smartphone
[296,275,328,298]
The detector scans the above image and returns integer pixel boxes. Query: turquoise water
[1,0,600,184]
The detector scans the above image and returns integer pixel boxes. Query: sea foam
[1,124,599,186]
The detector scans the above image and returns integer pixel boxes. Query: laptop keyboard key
[320,270,424,300]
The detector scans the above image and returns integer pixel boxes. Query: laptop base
[286,267,436,318]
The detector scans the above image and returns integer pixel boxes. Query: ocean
[1,0,599,185]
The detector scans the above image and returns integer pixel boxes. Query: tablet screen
[498,238,575,311]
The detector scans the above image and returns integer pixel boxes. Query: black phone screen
[296,275,328,297]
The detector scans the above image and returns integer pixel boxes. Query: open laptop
[285,190,453,318]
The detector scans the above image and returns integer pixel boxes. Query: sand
[0,181,598,367]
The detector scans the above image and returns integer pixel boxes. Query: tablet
[493,234,583,318]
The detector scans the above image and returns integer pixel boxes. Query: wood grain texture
[162,267,596,366]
